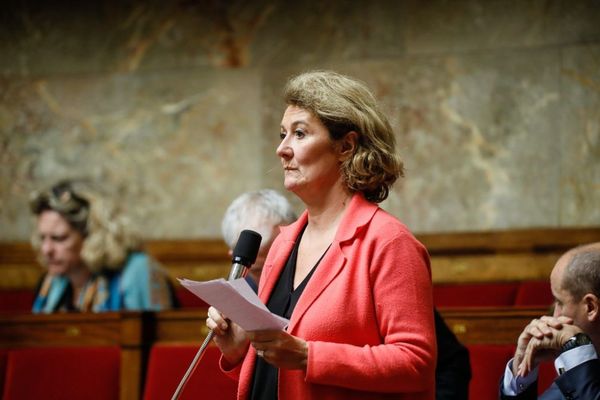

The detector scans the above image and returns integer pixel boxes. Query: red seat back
[515,280,553,307]
[0,290,35,313]
[2,347,120,400]
[175,288,209,309]
[434,283,519,307]
[0,349,9,397]
[468,344,515,400]
[143,344,236,400]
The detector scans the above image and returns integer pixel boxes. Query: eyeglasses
[30,180,90,234]
[49,181,89,211]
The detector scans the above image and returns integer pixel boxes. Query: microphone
[227,229,263,281]
[172,229,262,400]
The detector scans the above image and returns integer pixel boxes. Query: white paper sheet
[178,278,289,331]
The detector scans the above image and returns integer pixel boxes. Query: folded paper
[178,278,289,331]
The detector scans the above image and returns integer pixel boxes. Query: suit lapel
[540,382,563,400]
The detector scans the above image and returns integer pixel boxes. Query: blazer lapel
[287,242,346,332]
[287,193,378,332]
[258,193,378,331]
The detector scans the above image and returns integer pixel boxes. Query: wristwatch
[560,332,593,354]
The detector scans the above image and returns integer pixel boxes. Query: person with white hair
[221,189,297,291]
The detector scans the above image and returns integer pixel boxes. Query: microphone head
[232,229,262,266]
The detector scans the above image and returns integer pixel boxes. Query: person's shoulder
[121,252,154,275]
[371,208,415,236]
[118,252,163,291]
[367,209,427,250]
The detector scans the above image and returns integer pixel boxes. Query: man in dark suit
[500,243,600,399]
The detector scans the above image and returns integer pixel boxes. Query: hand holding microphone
[206,306,250,365]
[172,230,261,400]
[206,229,262,364]
[208,229,262,363]
[207,229,308,371]
[207,228,262,330]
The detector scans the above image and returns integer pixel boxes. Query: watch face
[574,333,593,346]
[562,333,593,354]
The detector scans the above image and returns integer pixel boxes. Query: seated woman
[30,180,174,313]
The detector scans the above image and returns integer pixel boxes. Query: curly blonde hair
[30,180,141,273]
[283,70,404,203]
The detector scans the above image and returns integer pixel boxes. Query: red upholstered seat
[143,344,236,400]
[2,347,120,400]
[434,283,520,307]
[175,287,209,309]
[515,280,553,307]
[468,344,515,400]
[0,290,35,313]
[0,349,9,398]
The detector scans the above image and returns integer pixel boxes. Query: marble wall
[1,0,599,240]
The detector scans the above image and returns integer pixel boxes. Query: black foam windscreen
[232,229,262,266]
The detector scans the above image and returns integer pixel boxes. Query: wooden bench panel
[439,307,549,345]
[2,228,599,290]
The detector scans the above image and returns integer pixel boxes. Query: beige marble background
[1,0,599,240]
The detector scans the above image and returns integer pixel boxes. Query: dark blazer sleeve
[555,358,600,400]
[435,308,471,400]
[499,359,600,400]
[499,381,537,400]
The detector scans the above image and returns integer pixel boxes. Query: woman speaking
[207,70,436,399]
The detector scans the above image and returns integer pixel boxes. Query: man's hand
[514,316,584,377]
[512,315,574,376]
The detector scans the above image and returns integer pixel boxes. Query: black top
[249,227,328,400]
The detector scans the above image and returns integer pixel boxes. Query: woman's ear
[338,131,358,161]
[583,293,600,322]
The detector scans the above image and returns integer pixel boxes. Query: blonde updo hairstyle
[283,70,404,203]
[30,180,141,273]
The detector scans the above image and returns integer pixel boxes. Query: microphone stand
[170,331,215,400]
[171,264,249,400]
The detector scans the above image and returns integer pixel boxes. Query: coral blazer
[223,193,436,399]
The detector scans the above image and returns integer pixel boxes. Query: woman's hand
[248,329,308,371]
[206,306,250,365]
